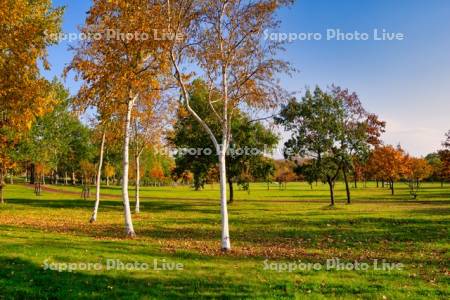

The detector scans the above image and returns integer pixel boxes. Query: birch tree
[69,0,170,236]
[91,125,106,222]
[165,0,292,250]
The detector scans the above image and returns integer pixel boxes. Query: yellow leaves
[406,157,433,181]
[0,0,63,146]
[178,106,190,119]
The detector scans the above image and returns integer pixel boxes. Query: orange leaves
[150,166,165,181]
[0,0,63,169]
[104,163,116,178]
[405,157,433,181]
[80,160,97,179]
[69,0,172,126]
[367,145,432,182]
[367,145,407,181]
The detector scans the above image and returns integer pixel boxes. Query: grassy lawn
[0,182,449,299]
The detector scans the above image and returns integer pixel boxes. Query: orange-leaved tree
[0,0,63,203]
[404,157,432,199]
[68,0,171,236]
[367,145,409,195]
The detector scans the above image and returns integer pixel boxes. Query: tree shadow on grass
[0,257,265,299]
[407,207,450,216]
[6,198,218,214]
[138,215,448,246]
[7,198,120,209]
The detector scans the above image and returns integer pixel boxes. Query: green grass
[0,182,449,299]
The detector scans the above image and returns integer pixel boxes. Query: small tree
[274,160,297,190]
[405,157,432,199]
[104,163,116,186]
[253,157,276,190]
[368,145,408,195]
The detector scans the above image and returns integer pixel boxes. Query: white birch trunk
[218,148,230,250]
[169,38,231,250]
[122,97,136,237]
[220,53,231,251]
[90,130,106,223]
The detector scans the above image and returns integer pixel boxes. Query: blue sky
[44,0,450,156]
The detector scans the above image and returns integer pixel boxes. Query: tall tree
[332,86,386,203]
[69,0,171,236]
[166,0,292,251]
[0,0,63,203]
[276,87,346,205]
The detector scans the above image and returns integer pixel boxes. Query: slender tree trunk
[343,168,351,204]
[382,180,384,188]
[106,177,109,186]
[354,177,357,188]
[219,150,230,251]
[90,130,106,223]
[171,47,230,250]
[64,172,68,185]
[390,180,395,195]
[72,172,76,185]
[227,177,234,204]
[30,164,35,184]
[135,152,141,213]
[327,178,335,206]
[122,98,136,237]
[376,179,379,188]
